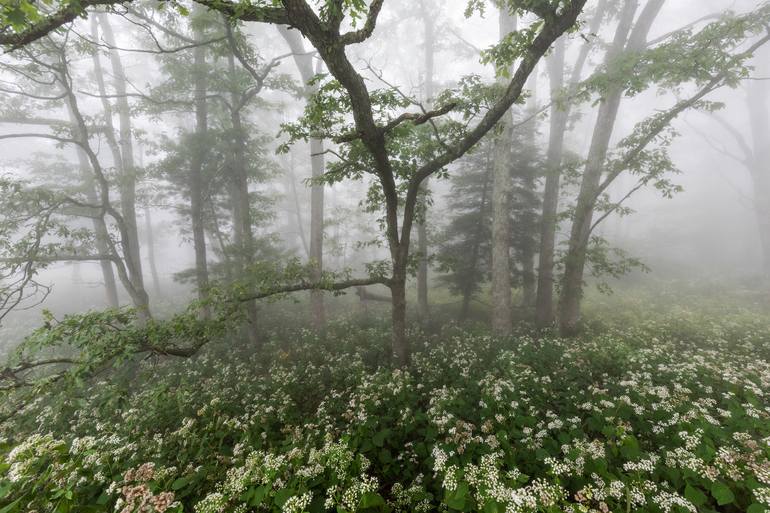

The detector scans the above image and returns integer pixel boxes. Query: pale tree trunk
[536,0,609,327]
[490,7,516,335]
[416,0,435,323]
[559,0,663,335]
[747,50,770,277]
[96,14,146,302]
[143,206,162,298]
[62,57,149,318]
[279,26,326,329]
[519,71,538,308]
[66,106,119,308]
[535,37,566,327]
[225,42,260,345]
[190,18,210,317]
[287,151,310,257]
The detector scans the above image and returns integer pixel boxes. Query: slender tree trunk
[519,71,538,308]
[66,107,119,308]
[143,206,162,298]
[279,26,326,328]
[62,57,149,318]
[536,0,609,327]
[490,7,516,335]
[97,13,146,301]
[559,0,663,335]
[223,44,260,345]
[535,37,566,327]
[190,18,210,317]
[309,137,326,328]
[747,51,770,277]
[416,0,435,323]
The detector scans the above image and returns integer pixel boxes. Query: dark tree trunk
[190,20,210,317]
[225,43,260,345]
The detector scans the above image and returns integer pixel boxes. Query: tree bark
[96,13,146,302]
[747,50,770,277]
[416,0,435,323]
[559,0,663,335]
[190,15,210,317]
[279,26,326,329]
[225,35,260,345]
[519,71,538,308]
[536,0,609,328]
[65,106,119,309]
[490,8,516,336]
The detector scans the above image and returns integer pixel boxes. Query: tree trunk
[190,18,210,317]
[309,137,326,328]
[97,13,146,301]
[519,71,538,308]
[536,0,609,328]
[747,49,770,277]
[490,7,516,336]
[416,0,435,323]
[224,43,260,345]
[143,206,162,298]
[390,274,408,366]
[279,26,327,329]
[66,107,119,308]
[559,0,663,335]
[535,37,566,327]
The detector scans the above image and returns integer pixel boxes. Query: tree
[2,0,588,365]
[534,0,608,327]
[557,2,770,335]
[488,5,517,336]
[279,25,327,329]
[436,133,541,320]
[0,33,151,318]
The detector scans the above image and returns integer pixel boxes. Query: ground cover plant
[2,305,770,513]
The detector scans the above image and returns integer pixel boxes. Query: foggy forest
[2,0,770,511]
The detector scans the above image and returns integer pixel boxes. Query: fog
[2,2,770,510]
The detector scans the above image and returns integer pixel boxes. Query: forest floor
[2,291,770,513]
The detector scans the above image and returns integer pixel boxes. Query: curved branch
[0,0,126,50]
[338,0,385,45]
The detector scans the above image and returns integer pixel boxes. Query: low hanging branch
[237,276,391,302]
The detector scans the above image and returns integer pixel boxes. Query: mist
[1,1,770,512]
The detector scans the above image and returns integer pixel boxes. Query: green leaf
[359,491,386,509]
[710,482,735,506]
[684,484,707,506]
[0,497,22,513]
[274,488,295,507]
[445,482,469,511]
[747,504,766,513]
[171,477,189,490]
[372,429,390,448]
[249,485,269,507]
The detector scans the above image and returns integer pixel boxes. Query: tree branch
[0,0,126,50]
[338,0,385,45]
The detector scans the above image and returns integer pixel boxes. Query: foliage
[436,133,541,305]
[3,311,770,512]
